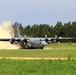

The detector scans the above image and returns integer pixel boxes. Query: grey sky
[0,0,76,26]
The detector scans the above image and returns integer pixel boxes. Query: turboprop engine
[21,38,31,48]
[24,43,31,48]
[10,38,19,44]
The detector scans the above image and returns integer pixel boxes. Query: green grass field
[0,59,76,75]
[0,43,76,75]
[0,43,76,58]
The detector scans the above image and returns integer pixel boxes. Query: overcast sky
[0,0,76,26]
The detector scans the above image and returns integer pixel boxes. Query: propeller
[20,35,29,45]
[23,38,29,43]
[23,35,29,43]
[22,38,31,48]
[39,35,51,44]
[53,35,60,42]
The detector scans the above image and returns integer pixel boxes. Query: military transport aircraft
[0,22,75,49]
[0,22,52,49]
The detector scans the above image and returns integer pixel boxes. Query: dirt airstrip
[0,21,75,60]
[0,57,74,60]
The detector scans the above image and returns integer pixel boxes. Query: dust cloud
[0,21,21,49]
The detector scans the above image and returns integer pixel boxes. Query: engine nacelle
[10,39,19,44]
[24,43,31,48]
[45,38,51,44]
[10,41,18,44]
[47,41,51,44]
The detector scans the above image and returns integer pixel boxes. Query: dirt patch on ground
[44,47,53,50]
[0,57,74,60]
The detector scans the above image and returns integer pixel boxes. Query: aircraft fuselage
[20,38,48,49]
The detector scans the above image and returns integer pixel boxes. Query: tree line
[13,21,76,38]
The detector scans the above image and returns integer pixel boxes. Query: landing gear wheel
[40,47,43,49]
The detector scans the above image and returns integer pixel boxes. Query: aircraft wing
[0,38,11,41]
[0,38,24,42]
[50,37,75,40]
[57,37,75,40]
[0,38,29,44]
[49,37,75,42]
[39,37,75,42]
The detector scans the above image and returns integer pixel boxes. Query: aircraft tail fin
[14,22,21,38]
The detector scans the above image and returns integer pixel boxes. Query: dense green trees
[13,21,76,38]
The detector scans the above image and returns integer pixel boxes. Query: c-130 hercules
[0,22,74,49]
[0,22,52,49]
